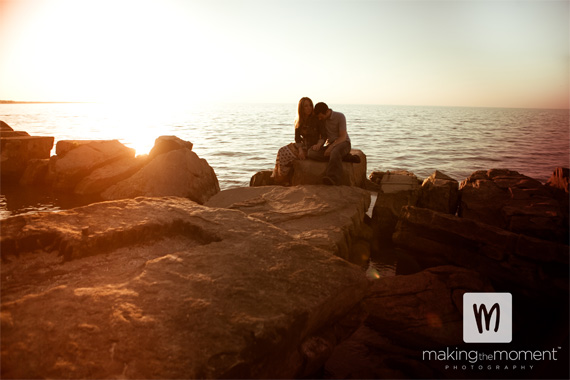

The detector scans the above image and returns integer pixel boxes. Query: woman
[272,97,324,185]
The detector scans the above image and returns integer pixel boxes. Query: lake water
[1,102,568,218]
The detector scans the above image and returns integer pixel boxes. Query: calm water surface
[1,102,568,218]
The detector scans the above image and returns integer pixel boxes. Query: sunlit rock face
[0,121,54,183]
[74,156,148,196]
[42,136,219,205]
[0,197,368,379]
[102,148,219,205]
[148,135,193,158]
[459,169,568,244]
[205,185,372,266]
[48,140,136,191]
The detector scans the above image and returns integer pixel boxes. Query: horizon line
[1,99,568,111]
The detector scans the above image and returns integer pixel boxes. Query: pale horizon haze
[0,0,569,109]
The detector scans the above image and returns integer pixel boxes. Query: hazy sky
[1,0,568,108]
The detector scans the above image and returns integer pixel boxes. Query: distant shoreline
[0,100,567,111]
[0,100,90,104]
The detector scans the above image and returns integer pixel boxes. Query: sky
[0,0,568,109]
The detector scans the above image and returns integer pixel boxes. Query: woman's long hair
[294,97,313,129]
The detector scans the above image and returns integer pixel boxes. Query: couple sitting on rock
[272,97,360,186]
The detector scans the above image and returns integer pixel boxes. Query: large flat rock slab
[205,185,372,265]
[1,197,368,379]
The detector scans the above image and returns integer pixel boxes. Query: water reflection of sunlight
[120,130,157,157]
[101,100,196,156]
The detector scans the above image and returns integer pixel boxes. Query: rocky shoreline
[1,125,569,379]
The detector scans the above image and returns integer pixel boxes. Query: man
[308,102,358,185]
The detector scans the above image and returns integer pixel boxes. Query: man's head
[314,102,329,120]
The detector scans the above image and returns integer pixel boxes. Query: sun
[1,0,228,105]
[98,99,201,156]
[0,0,229,155]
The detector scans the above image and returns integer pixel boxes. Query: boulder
[54,139,136,157]
[459,169,568,244]
[19,158,51,185]
[47,140,135,191]
[148,135,193,159]
[369,170,422,193]
[0,197,369,379]
[291,149,367,187]
[0,120,12,131]
[101,148,219,205]
[205,185,372,265]
[417,170,459,215]
[1,134,54,182]
[4,135,220,208]
[250,170,275,187]
[0,121,29,138]
[393,205,569,298]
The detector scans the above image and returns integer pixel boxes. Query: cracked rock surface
[1,196,368,379]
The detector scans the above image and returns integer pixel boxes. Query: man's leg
[325,141,351,185]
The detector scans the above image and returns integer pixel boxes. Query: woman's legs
[272,144,298,185]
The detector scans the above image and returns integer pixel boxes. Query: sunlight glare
[2,0,223,155]
[100,99,197,156]
[4,0,232,104]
